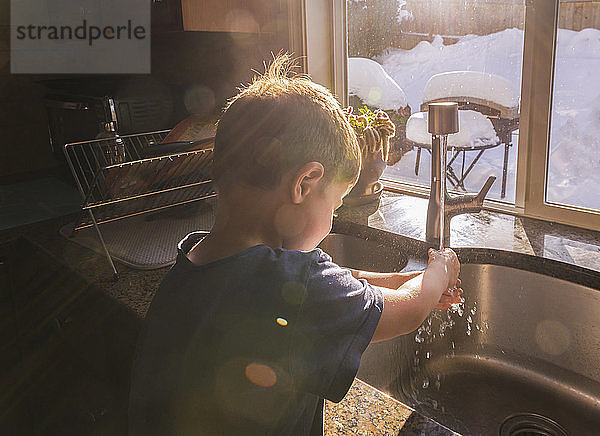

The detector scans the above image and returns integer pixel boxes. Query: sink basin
[318,233,408,272]
[356,262,600,436]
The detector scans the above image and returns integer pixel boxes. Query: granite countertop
[337,191,600,273]
[4,190,600,435]
[324,379,412,435]
[324,378,458,436]
[327,190,600,435]
[1,211,460,435]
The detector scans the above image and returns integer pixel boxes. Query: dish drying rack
[64,129,217,278]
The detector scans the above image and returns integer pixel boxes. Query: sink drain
[500,414,568,436]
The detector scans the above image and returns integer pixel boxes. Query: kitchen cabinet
[151,0,289,35]
[152,0,184,33]
[0,238,141,435]
[0,246,28,435]
[181,0,288,34]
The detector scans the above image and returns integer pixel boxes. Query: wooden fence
[400,0,525,38]
[382,0,600,51]
[559,1,600,30]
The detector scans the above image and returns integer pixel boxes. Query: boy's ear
[290,162,325,204]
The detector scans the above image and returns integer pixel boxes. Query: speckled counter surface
[0,214,166,319]
[1,210,462,435]
[324,379,458,435]
[0,212,457,435]
[329,191,600,435]
[324,379,412,435]
[337,191,600,273]
[3,190,600,435]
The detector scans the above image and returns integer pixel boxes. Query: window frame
[298,0,600,232]
[522,0,600,231]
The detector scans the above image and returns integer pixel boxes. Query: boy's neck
[187,185,285,265]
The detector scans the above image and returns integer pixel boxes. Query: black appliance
[43,78,175,159]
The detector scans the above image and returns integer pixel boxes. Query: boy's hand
[428,248,463,309]
[428,248,460,289]
[435,280,464,310]
[371,247,463,342]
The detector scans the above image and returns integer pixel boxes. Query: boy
[129,55,462,435]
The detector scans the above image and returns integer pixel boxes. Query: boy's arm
[370,250,461,343]
[349,269,421,290]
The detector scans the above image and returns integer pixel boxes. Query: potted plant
[343,106,396,206]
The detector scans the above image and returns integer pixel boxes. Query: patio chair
[406,71,520,198]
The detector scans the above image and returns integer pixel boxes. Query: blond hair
[212,54,361,190]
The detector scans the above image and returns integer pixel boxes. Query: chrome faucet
[425,103,496,247]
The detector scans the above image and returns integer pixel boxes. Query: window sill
[336,189,600,273]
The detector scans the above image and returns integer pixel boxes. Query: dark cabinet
[0,238,141,435]
[181,0,288,33]
[152,0,184,33]
[0,247,28,434]
[151,0,288,34]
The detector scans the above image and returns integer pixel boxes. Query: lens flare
[245,363,277,387]
[535,319,571,356]
[183,84,215,115]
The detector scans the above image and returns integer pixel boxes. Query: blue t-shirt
[129,232,383,436]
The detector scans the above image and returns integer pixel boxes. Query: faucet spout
[424,102,496,248]
[477,175,496,202]
[446,175,496,215]
[426,175,496,247]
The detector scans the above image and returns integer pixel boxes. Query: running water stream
[438,134,447,251]
[401,101,475,416]
[404,299,490,418]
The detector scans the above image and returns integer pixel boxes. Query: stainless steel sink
[318,233,408,272]
[321,233,600,435]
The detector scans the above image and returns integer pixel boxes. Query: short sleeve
[290,249,384,403]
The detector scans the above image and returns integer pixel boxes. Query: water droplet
[422,379,429,389]
[426,352,430,359]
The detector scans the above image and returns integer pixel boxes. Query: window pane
[347,0,525,203]
[546,1,600,212]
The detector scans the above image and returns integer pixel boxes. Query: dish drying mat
[60,199,216,269]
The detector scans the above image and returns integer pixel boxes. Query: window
[340,0,600,230]
[347,0,525,204]
[546,0,600,212]
[304,0,600,230]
